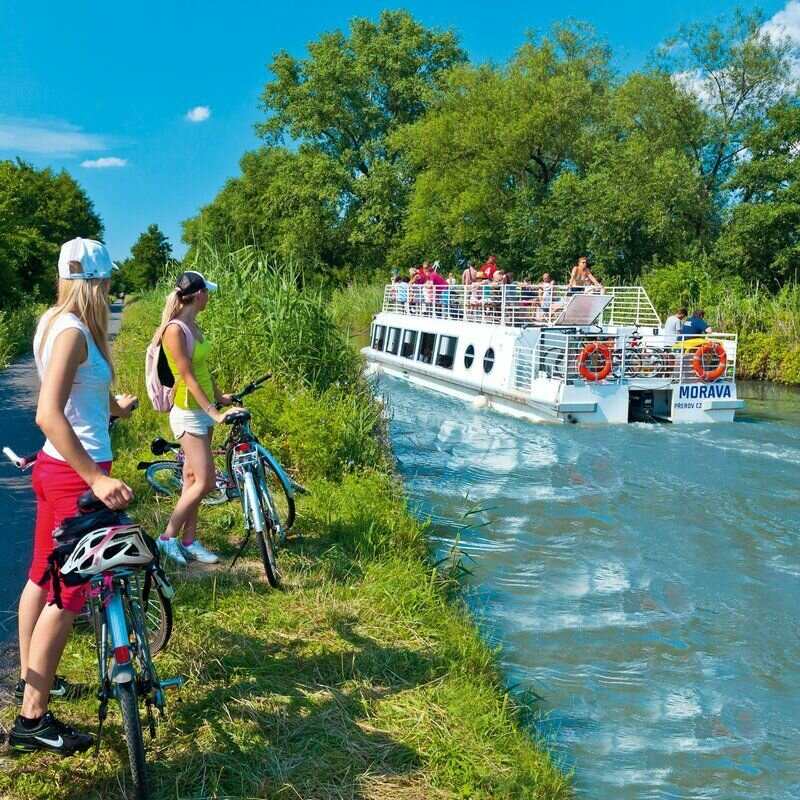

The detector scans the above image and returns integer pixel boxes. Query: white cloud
[763,1,800,44]
[185,105,211,123]
[671,69,715,105]
[80,157,127,168]
[0,116,107,155]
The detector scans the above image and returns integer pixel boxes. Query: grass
[328,283,386,348]
[1,253,570,799]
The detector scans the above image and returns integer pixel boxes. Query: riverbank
[1,262,570,799]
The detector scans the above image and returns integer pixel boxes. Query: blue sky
[0,0,793,260]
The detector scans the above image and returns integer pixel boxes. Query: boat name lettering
[678,384,732,400]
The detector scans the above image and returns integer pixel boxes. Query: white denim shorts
[169,406,215,439]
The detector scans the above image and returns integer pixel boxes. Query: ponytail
[150,289,188,351]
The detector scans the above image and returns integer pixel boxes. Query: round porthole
[483,347,495,374]
[464,345,475,369]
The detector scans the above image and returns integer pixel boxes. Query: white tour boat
[363,283,744,424]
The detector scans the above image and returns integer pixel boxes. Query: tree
[715,102,800,285]
[0,159,103,303]
[391,22,614,271]
[655,9,798,201]
[120,224,174,291]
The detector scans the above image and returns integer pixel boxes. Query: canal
[384,378,800,799]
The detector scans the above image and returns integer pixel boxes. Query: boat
[362,283,744,424]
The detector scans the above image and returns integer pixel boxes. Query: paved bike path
[0,302,123,653]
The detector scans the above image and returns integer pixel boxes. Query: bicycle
[137,438,230,506]
[63,490,180,800]
[3,447,173,656]
[219,375,296,587]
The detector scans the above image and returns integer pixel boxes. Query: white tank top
[34,310,112,463]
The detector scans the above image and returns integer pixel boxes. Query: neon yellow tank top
[163,323,214,410]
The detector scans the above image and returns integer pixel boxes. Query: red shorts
[29,451,112,614]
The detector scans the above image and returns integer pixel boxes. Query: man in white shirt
[663,307,688,346]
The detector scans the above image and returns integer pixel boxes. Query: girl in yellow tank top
[148,271,245,566]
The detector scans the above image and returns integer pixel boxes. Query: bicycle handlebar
[225,373,272,407]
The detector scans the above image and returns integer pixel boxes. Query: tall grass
[328,282,385,346]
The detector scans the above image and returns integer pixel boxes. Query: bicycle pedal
[159,677,184,690]
[226,486,241,499]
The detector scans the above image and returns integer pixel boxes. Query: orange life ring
[692,341,727,381]
[577,342,613,382]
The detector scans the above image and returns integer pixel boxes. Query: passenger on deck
[462,261,478,285]
[482,255,499,280]
[682,308,713,336]
[537,273,555,321]
[568,257,602,295]
[446,272,457,286]
[663,307,688,346]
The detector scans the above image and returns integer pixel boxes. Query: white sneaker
[157,536,187,566]
[180,539,219,564]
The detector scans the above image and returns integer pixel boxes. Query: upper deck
[381,283,662,328]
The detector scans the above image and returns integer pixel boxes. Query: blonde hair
[150,288,196,351]
[38,272,114,381]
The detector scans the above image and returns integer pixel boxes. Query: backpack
[145,320,195,412]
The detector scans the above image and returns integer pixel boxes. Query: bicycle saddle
[151,437,180,456]
[223,410,251,424]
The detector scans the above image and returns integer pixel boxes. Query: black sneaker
[8,711,93,755]
[14,676,89,703]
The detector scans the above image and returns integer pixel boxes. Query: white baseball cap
[58,238,120,280]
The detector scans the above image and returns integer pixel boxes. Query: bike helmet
[60,523,157,578]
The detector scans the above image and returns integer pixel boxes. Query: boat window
[464,344,475,369]
[372,324,385,351]
[483,347,495,374]
[436,335,457,369]
[386,327,401,356]
[418,332,436,364]
[401,329,418,359]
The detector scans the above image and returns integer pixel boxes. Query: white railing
[381,284,661,328]
[512,331,738,389]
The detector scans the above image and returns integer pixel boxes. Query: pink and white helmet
[60,523,156,578]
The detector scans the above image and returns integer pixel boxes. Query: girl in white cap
[10,238,138,755]
[150,271,244,566]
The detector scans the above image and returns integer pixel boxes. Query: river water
[383,377,800,800]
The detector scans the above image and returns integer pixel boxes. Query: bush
[0,301,46,368]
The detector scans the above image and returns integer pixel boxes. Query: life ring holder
[577,342,613,382]
[692,341,727,382]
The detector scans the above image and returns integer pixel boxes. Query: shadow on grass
[150,619,434,799]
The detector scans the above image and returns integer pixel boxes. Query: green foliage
[0,301,46,367]
[328,281,386,343]
[0,159,102,303]
[189,246,361,393]
[115,223,175,292]
[392,22,612,271]
[181,9,800,290]
[715,103,800,285]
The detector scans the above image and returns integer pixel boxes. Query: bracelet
[206,403,215,414]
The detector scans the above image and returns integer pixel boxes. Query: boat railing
[512,330,738,389]
[381,284,662,328]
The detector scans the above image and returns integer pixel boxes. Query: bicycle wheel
[144,462,183,497]
[118,680,151,800]
[629,350,664,378]
[255,481,280,589]
[257,447,295,531]
[135,576,172,657]
[145,461,227,505]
